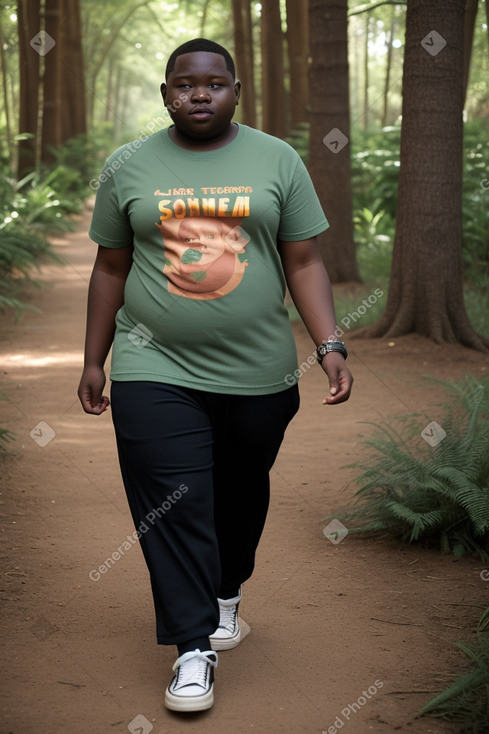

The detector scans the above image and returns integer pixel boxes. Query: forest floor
[1,207,488,734]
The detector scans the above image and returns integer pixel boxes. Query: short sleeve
[277,156,329,242]
[88,162,134,248]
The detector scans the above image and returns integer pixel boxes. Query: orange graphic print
[156,216,250,300]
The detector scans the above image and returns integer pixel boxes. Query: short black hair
[165,38,236,81]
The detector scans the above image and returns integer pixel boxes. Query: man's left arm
[278,237,353,405]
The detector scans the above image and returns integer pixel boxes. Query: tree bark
[462,0,478,106]
[260,0,286,137]
[0,23,13,158]
[381,8,396,127]
[41,0,62,160]
[17,0,42,177]
[286,0,309,131]
[231,0,256,127]
[363,13,370,130]
[308,0,360,283]
[360,0,488,350]
[41,0,86,164]
[61,0,87,143]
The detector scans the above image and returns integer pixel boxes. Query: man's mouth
[190,107,213,118]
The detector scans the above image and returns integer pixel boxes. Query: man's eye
[209,83,222,89]
[207,234,215,239]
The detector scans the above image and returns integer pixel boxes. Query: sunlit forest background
[1,0,489,347]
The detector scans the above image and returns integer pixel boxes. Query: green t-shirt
[89,124,329,395]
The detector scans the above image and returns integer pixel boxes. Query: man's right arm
[77,244,133,415]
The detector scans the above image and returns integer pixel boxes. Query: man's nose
[192,87,211,102]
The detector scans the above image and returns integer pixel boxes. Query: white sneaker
[165,649,218,712]
[209,591,242,651]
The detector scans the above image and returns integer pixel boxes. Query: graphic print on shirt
[155,186,252,300]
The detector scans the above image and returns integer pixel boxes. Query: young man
[78,38,352,713]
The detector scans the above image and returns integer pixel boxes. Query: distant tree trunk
[260,0,286,137]
[41,0,61,161]
[41,0,86,165]
[361,0,488,350]
[0,24,12,158]
[61,0,86,142]
[462,0,478,106]
[231,0,256,127]
[363,13,370,131]
[308,0,360,283]
[17,0,41,177]
[199,0,213,34]
[286,0,309,131]
[84,0,153,129]
[381,9,396,127]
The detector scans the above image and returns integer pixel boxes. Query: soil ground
[1,208,488,734]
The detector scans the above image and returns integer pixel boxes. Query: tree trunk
[462,0,478,106]
[361,0,488,351]
[231,0,256,127]
[286,0,309,131]
[308,0,360,283]
[0,23,12,159]
[260,0,286,137]
[381,9,396,127]
[41,0,62,160]
[17,0,42,178]
[61,0,86,143]
[41,0,86,165]
[363,13,370,131]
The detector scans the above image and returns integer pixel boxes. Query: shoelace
[218,604,237,632]
[173,650,217,689]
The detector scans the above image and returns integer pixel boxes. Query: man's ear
[234,80,241,105]
[160,82,167,105]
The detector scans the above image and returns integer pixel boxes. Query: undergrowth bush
[324,374,489,561]
[0,168,67,314]
[420,606,489,733]
[0,132,101,315]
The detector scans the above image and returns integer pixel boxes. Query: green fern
[325,375,489,561]
[420,625,489,732]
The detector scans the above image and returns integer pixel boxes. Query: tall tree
[17,0,41,177]
[231,0,256,126]
[42,0,86,164]
[462,0,478,105]
[260,0,286,137]
[381,7,397,127]
[308,0,360,283]
[17,0,86,176]
[286,0,309,130]
[362,0,488,350]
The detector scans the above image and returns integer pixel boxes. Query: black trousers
[110,380,300,645]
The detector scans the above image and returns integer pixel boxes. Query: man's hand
[321,352,353,405]
[78,365,110,415]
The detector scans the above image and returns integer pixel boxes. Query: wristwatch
[316,339,348,364]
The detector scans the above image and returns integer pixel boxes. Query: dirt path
[1,209,488,734]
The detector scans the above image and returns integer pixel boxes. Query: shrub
[324,375,489,562]
[420,607,489,733]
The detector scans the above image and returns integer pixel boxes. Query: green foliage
[325,375,489,562]
[285,123,310,164]
[0,426,15,452]
[351,124,401,222]
[462,119,489,289]
[45,133,106,199]
[420,607,489,732]
[0,135,95,314]
[0,393,15,453]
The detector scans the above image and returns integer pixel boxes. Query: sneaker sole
[165,686,214,712]
[209,628,242,651]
